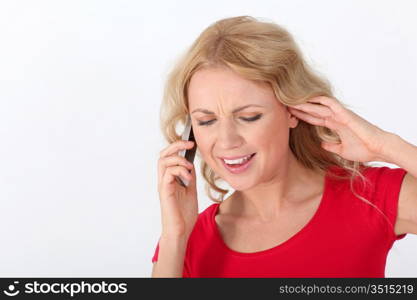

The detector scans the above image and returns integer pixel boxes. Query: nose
[216,119,244,150]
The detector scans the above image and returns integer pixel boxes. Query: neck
[225,151,325,223]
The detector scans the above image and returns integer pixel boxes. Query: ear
[286,106,299,129]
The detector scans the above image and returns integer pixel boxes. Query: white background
[0,0,416,277]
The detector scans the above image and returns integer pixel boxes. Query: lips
[219,153,256,160]
[220,153,256,174]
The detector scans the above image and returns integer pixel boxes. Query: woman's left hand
[288,96,392,163]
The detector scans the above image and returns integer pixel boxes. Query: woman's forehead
[188,68,275,109]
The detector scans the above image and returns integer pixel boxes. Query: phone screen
[176,115,196,187]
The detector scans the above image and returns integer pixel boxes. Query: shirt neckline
[210,167,330,257]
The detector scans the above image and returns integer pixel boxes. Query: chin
[226,179,256,192]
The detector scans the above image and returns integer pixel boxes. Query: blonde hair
[159,16,394,231]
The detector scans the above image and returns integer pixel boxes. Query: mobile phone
[175,115,196,187]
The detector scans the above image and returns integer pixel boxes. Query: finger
[290,103,333,119]
[321,141,343,154]
[186,165,196,188]
[158,155,193,179]
[289,108,338,130]
[306,97,354,126]
[306,96,343,114]
[163,165,193,187]
[159,140,195,158]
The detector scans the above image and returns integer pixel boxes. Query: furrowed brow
[191,104,263,114]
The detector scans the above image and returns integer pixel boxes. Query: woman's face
[188,67,298,191]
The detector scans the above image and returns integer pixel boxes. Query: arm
[287,96,417,236]
[151,235,188,278]
[379,133,417,235]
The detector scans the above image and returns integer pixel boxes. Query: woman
[152,16,417,277]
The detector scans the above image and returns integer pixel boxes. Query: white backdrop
[0,0,416,277]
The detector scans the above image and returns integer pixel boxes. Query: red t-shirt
[152,165,408,277]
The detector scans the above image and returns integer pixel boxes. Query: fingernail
[183,179,189,187]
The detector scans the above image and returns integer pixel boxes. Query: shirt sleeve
[369,166,408,242]
[151,241,159,263]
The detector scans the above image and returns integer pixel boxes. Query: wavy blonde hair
[159,16,394,231]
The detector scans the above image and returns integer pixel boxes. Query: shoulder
[199,203,219,217]
[193,203,219,229]
[334,164,408,238]
[327,164,405,186]
[326,164,407,206]
[361,164,406,178]
[360,165,407,195]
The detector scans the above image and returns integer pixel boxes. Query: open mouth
[224,153,255,166]
[221,153,256,174]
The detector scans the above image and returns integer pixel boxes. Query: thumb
[321,141,342,154]
[184,164,196,189]
[188,165,196,187]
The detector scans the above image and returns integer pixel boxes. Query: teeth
[223,154,252,165]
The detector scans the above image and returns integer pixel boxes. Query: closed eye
[197,114,262,126]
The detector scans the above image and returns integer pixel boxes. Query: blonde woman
[152,16,417,278]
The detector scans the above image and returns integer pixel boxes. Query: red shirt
[152,165,407,277]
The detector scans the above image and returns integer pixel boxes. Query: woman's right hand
[157,140,198,240]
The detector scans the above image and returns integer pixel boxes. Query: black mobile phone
[175,115,196,187]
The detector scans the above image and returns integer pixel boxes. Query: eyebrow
[191,104,264,115]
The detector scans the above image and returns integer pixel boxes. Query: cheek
[193,131,211,157]
[257,117,289,144]
[256,121,290,160]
